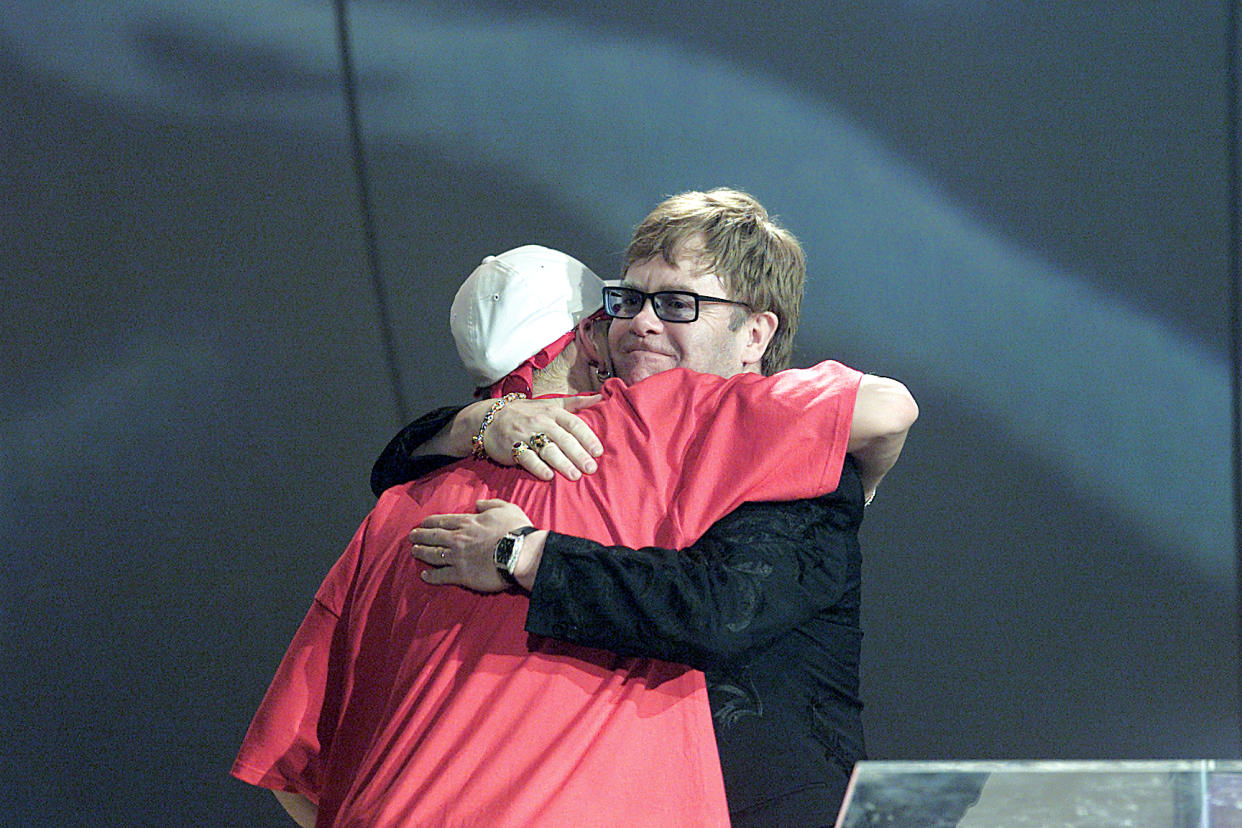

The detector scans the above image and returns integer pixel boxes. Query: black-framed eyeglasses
[602,286,752,323]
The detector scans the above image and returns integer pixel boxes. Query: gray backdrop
[3,1,1239,825]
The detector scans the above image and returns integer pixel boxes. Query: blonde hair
[625,188,805,374]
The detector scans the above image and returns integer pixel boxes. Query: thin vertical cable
[335,0,411,423]
[1228,0,1242,754]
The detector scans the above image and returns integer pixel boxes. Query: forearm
[850,429,910,500]
[273,790,317,828]
[370,405,468,496]
[376,395,607,497]
[416,399,497,458]
[527,535,763,667]
[526,472,864,669]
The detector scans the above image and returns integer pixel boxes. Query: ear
[739,310,778,369]
[576,317,606,367]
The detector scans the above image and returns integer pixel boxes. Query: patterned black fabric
[527,456,867,826]
[369,405,465,496]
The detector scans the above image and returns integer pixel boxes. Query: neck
[531,353,573,396]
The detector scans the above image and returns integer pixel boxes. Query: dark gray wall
[3,1,1238,824]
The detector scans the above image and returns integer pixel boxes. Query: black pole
[334,0,411,424]
[1227,0,1242,756]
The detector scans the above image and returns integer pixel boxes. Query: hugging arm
[524,457,865,670]
[371,371,915,499]
[370,405,466,496]
[370,396,603,495]
[847,374,918,500]
[380,406,866,672]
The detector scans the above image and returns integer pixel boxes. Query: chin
[618,354,678,384]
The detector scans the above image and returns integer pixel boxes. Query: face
[607,253,755,385]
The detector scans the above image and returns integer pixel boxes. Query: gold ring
[511,441,531,462]
[528,432,551,451]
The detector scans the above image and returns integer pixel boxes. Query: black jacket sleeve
[524,456,866,671]
[369,405,468,496]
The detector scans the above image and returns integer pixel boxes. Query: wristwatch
[494,525,537,585]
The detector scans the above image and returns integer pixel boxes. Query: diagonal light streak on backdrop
[2,0,1232,580]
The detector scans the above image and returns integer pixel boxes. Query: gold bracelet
[471,393,526,460]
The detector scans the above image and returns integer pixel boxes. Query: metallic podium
[834,760,1242,827]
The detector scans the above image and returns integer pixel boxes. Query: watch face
[495,527,534,580]
[495,536,519,573]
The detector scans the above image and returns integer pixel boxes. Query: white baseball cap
[450,245,605,387]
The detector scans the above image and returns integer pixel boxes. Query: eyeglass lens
[603,287,698,322]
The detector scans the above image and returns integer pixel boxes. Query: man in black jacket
[380,188,916,826]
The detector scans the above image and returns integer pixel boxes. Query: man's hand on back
[411,499,546,592]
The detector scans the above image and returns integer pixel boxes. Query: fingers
[485,400,603,478]
[553,409,604,460]
[412,540,509,593]
[511,441,555,481]
[417,513,470,530]
[474,500,531,522]
[408,526,458,547]
[532,441,584,481]
[523,420,598,478]
[409,542,449,566]
[420,565,464,586]
[511,432,585,480]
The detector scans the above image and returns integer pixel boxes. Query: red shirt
[233,361,862,827]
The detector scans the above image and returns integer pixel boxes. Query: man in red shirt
[233,243,912,826]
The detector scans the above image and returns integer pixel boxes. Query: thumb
[475,498,508,512]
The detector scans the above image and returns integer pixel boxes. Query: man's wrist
[471,393,525,460]
[511,530,547,591]
[442,399,492,458]
[495,526,537,587]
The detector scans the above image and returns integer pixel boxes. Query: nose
[626,294,665,335]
